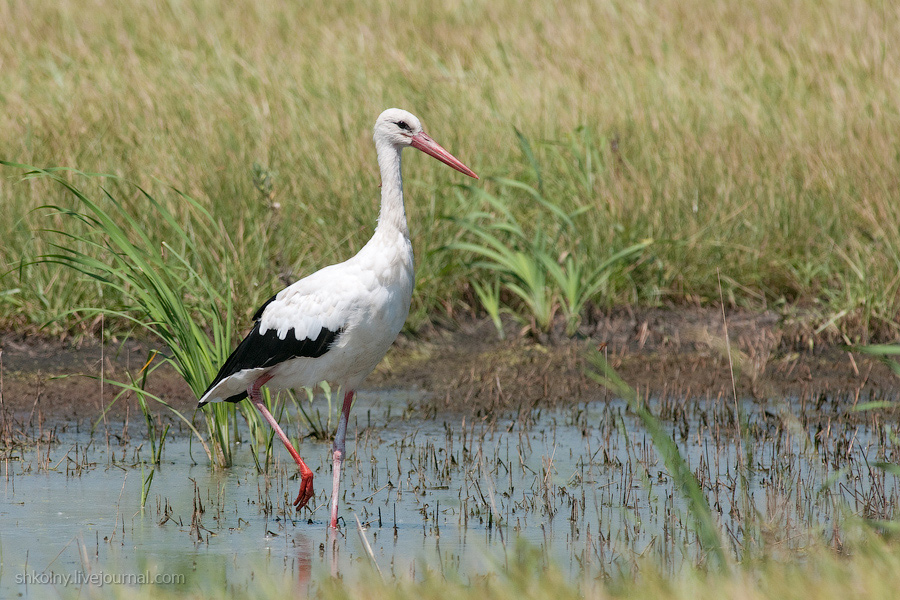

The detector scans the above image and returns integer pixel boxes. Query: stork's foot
[293,466,314,510]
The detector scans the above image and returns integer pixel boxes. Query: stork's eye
[396,121,411,131]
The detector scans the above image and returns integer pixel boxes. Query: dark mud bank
[1,308,897,422]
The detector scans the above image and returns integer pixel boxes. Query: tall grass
[1,162,280,466]
[2,162,359,471]
[446,176,650,336]
[1,0,899,339]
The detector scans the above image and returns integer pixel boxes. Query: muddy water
[2,389,898,596]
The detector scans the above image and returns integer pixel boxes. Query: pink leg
[248,373,314,510]
[330,390,355,529]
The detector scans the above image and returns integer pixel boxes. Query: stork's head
[374,108,478,179]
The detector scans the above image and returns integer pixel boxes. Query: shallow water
[2,389,898,596]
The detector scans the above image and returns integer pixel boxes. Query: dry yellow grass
[1,0,898,337]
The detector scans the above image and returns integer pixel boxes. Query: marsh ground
[2,309,895,424]
[3,311,899,599]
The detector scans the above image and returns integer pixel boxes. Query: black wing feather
[201,321,342,404]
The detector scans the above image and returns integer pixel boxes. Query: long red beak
[410,132,479,179]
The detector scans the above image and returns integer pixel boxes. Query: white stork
[198,108,478,529]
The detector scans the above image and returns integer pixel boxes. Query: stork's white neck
[374,138,409,238]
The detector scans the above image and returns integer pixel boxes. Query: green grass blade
[585,349,729,570]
